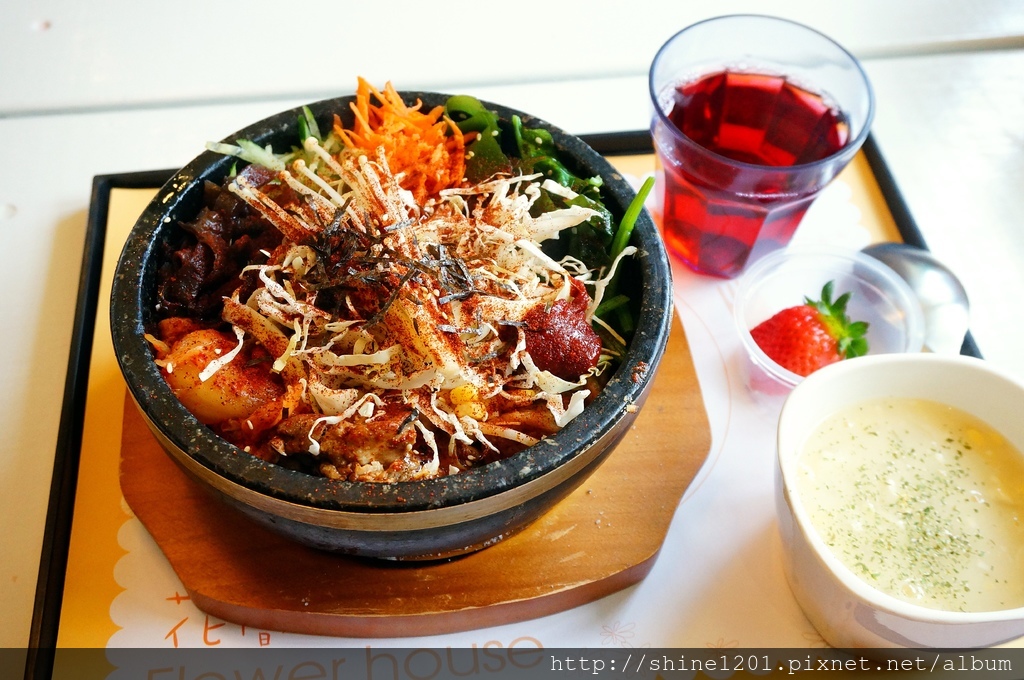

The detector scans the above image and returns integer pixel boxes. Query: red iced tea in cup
[650,15,874,278]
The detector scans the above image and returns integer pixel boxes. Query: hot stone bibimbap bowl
[110,90,673,560]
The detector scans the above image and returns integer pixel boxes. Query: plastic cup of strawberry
[734,246,925,399]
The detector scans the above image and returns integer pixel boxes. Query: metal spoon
[861,242,970,355]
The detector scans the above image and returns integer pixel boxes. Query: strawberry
[749,281,869,377]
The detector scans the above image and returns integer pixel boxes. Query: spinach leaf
[445,95,512,182]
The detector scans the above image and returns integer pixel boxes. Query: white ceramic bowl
[776,353,1024,650]
[736,246,925,399]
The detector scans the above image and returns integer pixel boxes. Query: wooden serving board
[119,314,710,638]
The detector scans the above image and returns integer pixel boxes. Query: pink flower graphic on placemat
[600,621,636,646]
[706,637,739,648]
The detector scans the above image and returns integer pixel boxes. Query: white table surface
[2,0,1023,667]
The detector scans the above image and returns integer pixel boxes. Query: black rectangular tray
[24,131,979,679]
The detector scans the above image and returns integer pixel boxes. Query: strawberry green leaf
[809,280,870,360]
[848,321,869,336]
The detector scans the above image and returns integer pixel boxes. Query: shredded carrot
[334,78,466,203]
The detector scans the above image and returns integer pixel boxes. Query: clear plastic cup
[650,15,875,278]
[734,246,925,400]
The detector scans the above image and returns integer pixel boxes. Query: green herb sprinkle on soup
[798,397,1024,612]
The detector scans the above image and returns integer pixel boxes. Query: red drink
[655,70,851,278]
